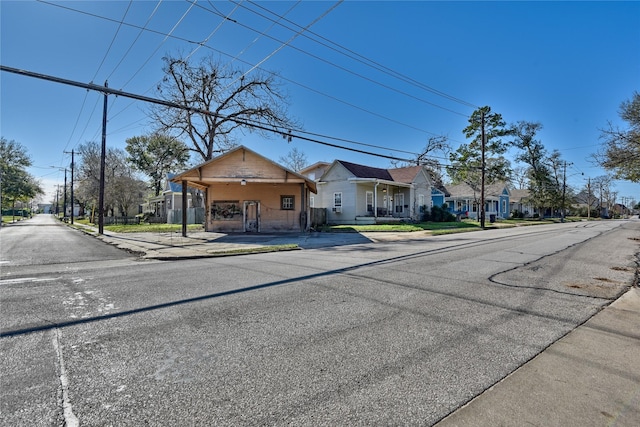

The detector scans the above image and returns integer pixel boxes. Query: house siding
[207,183,306,232]
[171,146,315,233]
[320,180,358,224]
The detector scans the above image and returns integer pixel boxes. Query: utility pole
[55,185,60,216]
[98,81,108,235]
[64,149,75,224]
[561,161,568,223]
[63,168,68,220]
[599,182,603,218]
[480,110,486,229]
[587,177,591,219]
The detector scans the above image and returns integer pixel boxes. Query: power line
[1,65,419,164]
[36,0,466,142]
[238,0,478,109]
[91,0,133,83]
[227,1,342,89]
[216,0,297,73]
[192,0,471,117]
[106,0,164,81]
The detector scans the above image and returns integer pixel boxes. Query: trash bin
[489,214,496,223]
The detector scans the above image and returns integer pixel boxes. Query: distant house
[315,160,433,225]
[147,173,203,224]
[444,182,510,220]
[171,146,317,233]
[509,188,537,218]
[430,187,447,209]
[298,161,331,208]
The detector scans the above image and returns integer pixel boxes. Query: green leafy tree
[510,121,552,215]
[153,53,298,162]
[125,133,190,196]
[0,137,43,211]
[596,91,640,182]
[448,106,512,190]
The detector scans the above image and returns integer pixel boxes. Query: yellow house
[170,146,317,233]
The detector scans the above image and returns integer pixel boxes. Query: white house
[316,160,433,225]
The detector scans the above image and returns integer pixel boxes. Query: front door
[244,201,260,232]
[395,193,404,215]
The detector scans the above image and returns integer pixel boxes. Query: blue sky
[1,1,639,205]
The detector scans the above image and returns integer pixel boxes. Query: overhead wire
[91,0,133,83]
[32,1,468,160]
[226,0,342,90]
[218,0,298,73]
[185,0,243,60]
[190,0,471,117]
[239,0,478,109]
[105,0,164,81]
[36,0,466,142]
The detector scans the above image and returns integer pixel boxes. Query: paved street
[1,215,638,425]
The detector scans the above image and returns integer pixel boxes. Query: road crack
[53,328,79,427]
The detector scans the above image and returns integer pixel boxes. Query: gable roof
[445,182,510,198]
[388,165,424,184]
[337,160,394,180]
[171,145,317,193]
[165,172,198,193]
[509,188,530,202]
[298,161,331,176]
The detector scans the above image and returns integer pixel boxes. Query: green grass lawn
[104,224,204,233]
[72,218,204,233]
[2,215,25,224]
[322,221,481,233]
[320,217,581,235]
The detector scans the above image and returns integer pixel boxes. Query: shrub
[424,205,456,222]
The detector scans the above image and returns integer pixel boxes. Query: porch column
[300,183,307,232]
[182,180,188,237]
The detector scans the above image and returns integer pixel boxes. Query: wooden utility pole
[480,111,486,229]
[64,149,75,224]
[561,161,567,222]
[70,149,74,224]
[587,177,591,219]
[98,81,108,235]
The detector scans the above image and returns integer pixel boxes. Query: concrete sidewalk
[71,222,381,259]
[436,286,640,427]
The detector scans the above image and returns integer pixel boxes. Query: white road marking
[0,277,60,285]
[52,329,79,427]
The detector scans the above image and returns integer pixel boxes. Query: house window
[333,192,342,213]
[281,195,295,210]
[310,196,315,208]
[502,200,507,213]
[366,191,373,213]
[418,194,425,210]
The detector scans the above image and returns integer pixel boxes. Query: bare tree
[591,175,616,217]
[511,166,529,189]
[595,91,640,182]
[390,135,450,187]
[77,142,146,218]
[152,54,298,162]
[278,147,308,172]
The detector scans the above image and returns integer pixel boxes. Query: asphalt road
[1,216,638,426]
